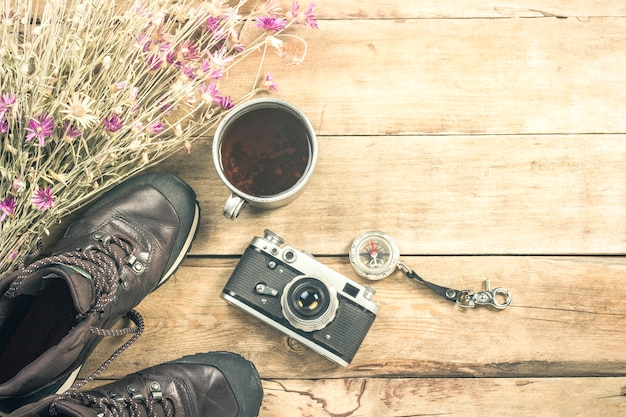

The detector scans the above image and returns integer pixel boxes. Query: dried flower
[25,114,55,147]
[60,94,98,129]
[103,114,124,133]
[0,0,317,274]
[11,178,24,196]
[0,93,16,118]
[289,2,318,29]
[263,72,279,91]
[0,196,16,221]
[31,186,54,211]
[255,15,288,32]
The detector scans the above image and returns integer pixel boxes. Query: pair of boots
[0,173,263,417]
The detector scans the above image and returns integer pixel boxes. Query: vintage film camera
[222,230,379,367]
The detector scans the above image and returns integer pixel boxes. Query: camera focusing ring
[281,275,339,332]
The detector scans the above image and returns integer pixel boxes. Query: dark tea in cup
[212,98,317,219]
[219,107,311,197]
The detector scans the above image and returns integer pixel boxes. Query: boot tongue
[10,265,97,314]
[49,265,97,314]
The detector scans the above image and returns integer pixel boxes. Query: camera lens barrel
[281,275,339,332]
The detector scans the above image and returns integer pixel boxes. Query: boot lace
[50,382,174,417]
[5,237,146,397]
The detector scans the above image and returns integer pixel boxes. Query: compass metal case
[349,231,400,280]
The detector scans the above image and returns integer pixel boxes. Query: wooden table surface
[83,1,626,415]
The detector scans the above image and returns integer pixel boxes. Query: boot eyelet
[149,381,163,401]
[132,262,144,273]
[127,384,143,401]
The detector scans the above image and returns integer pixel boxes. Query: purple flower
[31,186,54,211]
[63,121,82,140]
[0,93,17,118]
[0,196,16,222]
[103,113,124,133]
[25,113,55,147]
[201,59,225,80]
[206,16,222,32]
[254,15,287,32]
[263,72,278,91]
[216,95,234,110]
[147,120,164,135]
[0,118,7,134]
[178,40,200,61]
[147,54,163,71]
[290,2,318,29]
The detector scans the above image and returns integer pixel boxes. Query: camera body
[222,230,379,367]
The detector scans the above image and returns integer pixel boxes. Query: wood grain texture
[157,135,626,255]
[224,18,626,136]
[83,256,626,380]
[61,1,626,416]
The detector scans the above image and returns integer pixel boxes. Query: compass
[349,231,400,280]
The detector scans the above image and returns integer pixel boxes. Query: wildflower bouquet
[0,0,317,274]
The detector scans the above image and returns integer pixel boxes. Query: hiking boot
[9,352,264,417]
[0,172,200,415]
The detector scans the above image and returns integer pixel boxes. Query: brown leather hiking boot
[8,352,263,417]
[0,172,200,415]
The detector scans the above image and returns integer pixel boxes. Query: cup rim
[212,98,318,203]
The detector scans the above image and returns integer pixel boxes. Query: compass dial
[349,231,400,280]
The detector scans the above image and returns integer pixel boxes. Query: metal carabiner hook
[457,280,511,309]
[473,280,511,309]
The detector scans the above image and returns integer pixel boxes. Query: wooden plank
[224,17,626,136]
[30,1,626,20]
[82,256,626,380]
[260,377,626,417]
[155,135,626,256]
[315,1,626,19]
[83,376,626,417]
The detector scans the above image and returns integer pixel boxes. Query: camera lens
[297,288,320,312]
[281,276,338,332]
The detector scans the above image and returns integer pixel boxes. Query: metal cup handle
[224,194,248,220]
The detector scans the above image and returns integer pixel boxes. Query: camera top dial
[349,231,400,280]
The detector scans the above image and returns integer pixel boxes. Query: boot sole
[157,200,200,287]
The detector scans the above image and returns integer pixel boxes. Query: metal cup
[212,98,317,219]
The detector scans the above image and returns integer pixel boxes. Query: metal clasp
[458,279,511,309]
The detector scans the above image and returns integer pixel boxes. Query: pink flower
[263,72,278,91]
[254,15,287,32]
[0,118,7,134]
[63,121,82,140]
[103,113,124,133]
[205,16,222,32]
[290,2,318,29]
[178,40,200,61]
[25,113,55,146]
[147,54,163,71]
[11,178,24,196]
[0,93,17,118]
[0,196,16,222]
[216,95,234,110]
[147,120,164,135]
[31,186,54,211]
